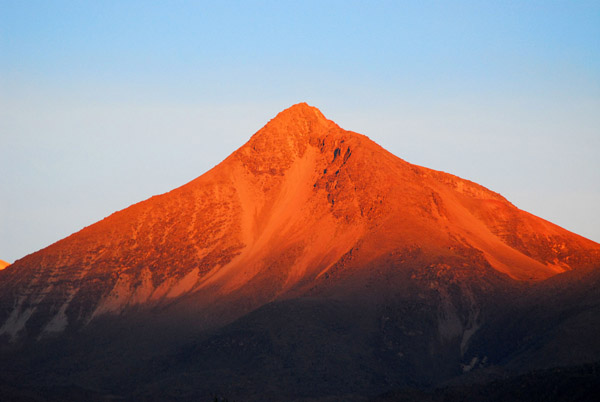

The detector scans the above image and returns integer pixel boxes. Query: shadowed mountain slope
[1,103,598,342]
[1,103,599,401]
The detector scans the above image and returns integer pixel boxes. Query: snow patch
[94,274,134,316]
[150,278,173,300]
[461,356,479,372]
[42,302,70,334]
[0,297,36,340]
[167,268,200,298]
[41,287,80,336]
[130,268,155,304]
[92,267,200,319]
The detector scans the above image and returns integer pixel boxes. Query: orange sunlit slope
[1,103,599,340]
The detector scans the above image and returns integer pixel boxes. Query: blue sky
[1,1,599,262]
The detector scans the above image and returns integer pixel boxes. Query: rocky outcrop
[1,103,599,344]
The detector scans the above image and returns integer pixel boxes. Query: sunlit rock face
[1,103,599,342]
[1,104,599,401]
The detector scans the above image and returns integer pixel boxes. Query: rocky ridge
[0,103,599,401]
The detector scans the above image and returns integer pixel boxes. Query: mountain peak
[276,102,327,120]
[1,103,600,401]
[234,103,343,175]
[255,102,336,140]
[2,103,599,345]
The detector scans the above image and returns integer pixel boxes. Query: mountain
[1,103,599,401]
[0,260,9,271]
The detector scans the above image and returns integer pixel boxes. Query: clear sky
[1,1,599,263]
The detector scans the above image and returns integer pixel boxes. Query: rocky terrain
[1,103,598,401]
